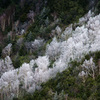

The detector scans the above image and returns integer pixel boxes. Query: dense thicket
[0,0,89,23]
[47,0,89,24]
[16,55,100,100]
[0,0,20,10]
[22,0,90,43]
[1,0,100,100]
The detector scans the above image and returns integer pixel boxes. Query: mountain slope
[0,0,100,100]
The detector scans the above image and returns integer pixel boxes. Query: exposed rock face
[2,43,12,57]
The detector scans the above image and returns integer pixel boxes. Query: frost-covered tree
[18,63,34,90]
[0,56,14,77]
[55,26,62,37]
[35,56,49,71]
[46,38,61,60]
[27,10,35,22]
[53,92,58,100]
[0,69,19,99]
[61,24,73,40]
[81,58,96,79]
[79,10,94,25]
[1,10,100,100]
[25,38,44,53]
[59,90,65,100]
[45,17,49,26]
[31,39,44,51]
[2,43,12,57]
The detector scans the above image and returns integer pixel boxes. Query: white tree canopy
[1,11,100,99]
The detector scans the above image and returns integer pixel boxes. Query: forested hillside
[0,0,100,100]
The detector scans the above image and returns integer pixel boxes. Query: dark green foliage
[0,0,20,14]
[16,51,100,100]
[2,25,12,35]
[0,0,11,9]
[47,0,89,24]
[12,39,18,54]
[13,55,30,68]
[25,32,37,42]
[3,36,12,45]
[94,51,100,65]
[13,98,19,100]
[0,45,2,57]
[26,16,57,41]
[18,70,100,100]
[96,1,100,13]
[12,56,21,68]
[24,0,90,42]
[0,0,91,51]
[1,0,100,99]
[19,44,27,56]
[49,60,55,68]
[20,13,27,23]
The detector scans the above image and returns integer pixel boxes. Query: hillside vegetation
[0,0,100,100]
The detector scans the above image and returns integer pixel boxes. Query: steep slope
[0,0,100,100]
[19,57,100,100]
[0,10,100,100]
